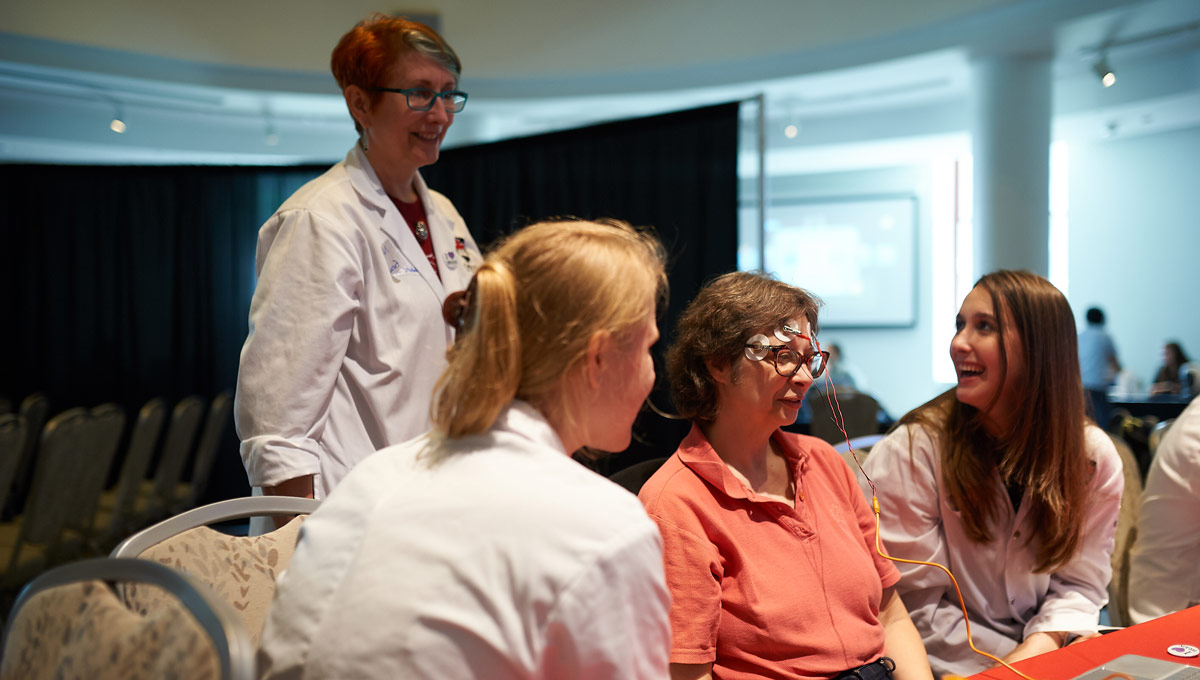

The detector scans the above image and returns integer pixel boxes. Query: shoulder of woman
[862,423,943,481]
[1083,423,1121,468]
[876,422,939,456]
[1082,424,1125,498]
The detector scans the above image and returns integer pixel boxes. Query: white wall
[1067,126,1200,390]
[752,124,1200,421]
[756,165,949,419]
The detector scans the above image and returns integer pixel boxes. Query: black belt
[834,656,895,680]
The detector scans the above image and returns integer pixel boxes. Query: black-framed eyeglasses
[367,87,468,113]
[744,339,829,379]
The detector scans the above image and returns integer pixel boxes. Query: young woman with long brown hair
[861,270,1123,677]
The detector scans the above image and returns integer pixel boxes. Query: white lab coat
[1129,395,1200,623]
[258,401,673,680]
[860,423,1122,677]
[235,144,481,500]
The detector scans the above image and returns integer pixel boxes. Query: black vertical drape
[0,100,740,500]
[0,164,326,503]
[425,102,741,472]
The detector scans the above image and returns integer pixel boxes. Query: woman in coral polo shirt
[639,272,931,680]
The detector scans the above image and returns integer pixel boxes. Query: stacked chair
[0,415,29,522]
[0,408,93,591]
[0,385,302,679]
[0,391,236,602]
[92,398,169,550]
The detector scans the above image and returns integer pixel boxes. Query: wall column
[970,53,1052,277]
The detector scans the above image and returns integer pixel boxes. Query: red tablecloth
[969,605,1200,680]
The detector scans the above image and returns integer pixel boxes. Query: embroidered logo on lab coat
[384,243,419,279]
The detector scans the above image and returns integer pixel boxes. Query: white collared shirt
[1129,396,1200,622]
[860,422,1122,677]
[258,401,673,679]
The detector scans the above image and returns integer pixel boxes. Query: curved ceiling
[1,0,1198,164]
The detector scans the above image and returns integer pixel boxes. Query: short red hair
[331,13,461,119]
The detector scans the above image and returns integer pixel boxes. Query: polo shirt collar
[676,423,809,501]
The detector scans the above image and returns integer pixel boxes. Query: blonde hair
[432,219,667,440]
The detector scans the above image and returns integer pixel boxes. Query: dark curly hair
[667,271,821,422]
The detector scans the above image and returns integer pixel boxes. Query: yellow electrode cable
[817,375,1043,680]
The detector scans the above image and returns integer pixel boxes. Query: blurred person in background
[1078,306,1118,428]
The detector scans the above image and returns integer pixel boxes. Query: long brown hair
[899,270,1089,572]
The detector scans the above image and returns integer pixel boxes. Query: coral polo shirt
[639,424,900,680]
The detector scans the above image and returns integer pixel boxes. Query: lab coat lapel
[345,146,446,299]
[412,172,463,289]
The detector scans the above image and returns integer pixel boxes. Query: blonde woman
[259,219,671,679]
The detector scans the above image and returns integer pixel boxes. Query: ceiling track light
[1080,20,1200,90]
[110,117,126,133]
[106,96,127,133]
[1092,54,1116,88]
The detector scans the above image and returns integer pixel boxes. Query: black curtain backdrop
[0,164,326,503]
[426,101,740,473]
[0,100,740,501]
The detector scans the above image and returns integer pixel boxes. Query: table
[1110,395,1193,422]
[968,605,1200,680]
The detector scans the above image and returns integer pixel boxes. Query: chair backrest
[150,396,206,509]
[6,393,50,516]
[112,496,321,645]
[0,557,253,680]
[109,398,168,529]
[16,393,49,468]
[1149,418,1175,458]
[834,433,884,473]
[0,414,28,516]
[1106,433,1144,627]
[8,408,90,570]
[810,391,881,444]
[64,404,126,538]
[608,456,669,495]
[185,390,234,508]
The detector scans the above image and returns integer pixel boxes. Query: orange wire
[815,375,1042,680]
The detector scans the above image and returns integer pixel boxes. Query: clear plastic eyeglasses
[744,322,829,379]
[367,87,468,112]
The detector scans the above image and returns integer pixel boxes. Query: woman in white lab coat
[258,219,673,679]
[235,14,482,504]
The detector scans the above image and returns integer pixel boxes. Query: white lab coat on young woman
[235,144,481,501]
[258,401,672,680]
[860,423,1122,677]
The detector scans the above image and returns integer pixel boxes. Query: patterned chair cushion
[123,515,305,646]
[0,579,219,680]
